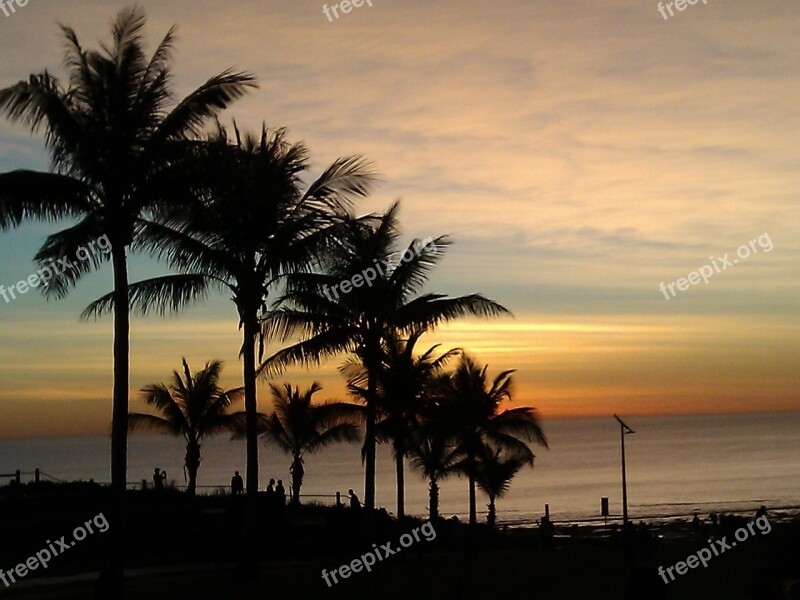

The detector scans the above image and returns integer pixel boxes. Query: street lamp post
[614,415,635,525]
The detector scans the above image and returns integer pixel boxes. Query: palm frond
[489,407,548,448]
[0,171,89,230]
[395,293,512,332]
[128,413,182,436]
[154,69,257,142]
[257,330,355,379]
[138,382,189,432]
[33,219,109,298]
[0,73,81,158]
[302,155,379,212]
[81,274,214,319]
[306,422,362,453]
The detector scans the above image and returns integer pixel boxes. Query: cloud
[0,0,798,433]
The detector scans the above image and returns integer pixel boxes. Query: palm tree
[0,6,255,492]
[83,124,376,495]
[407,397,464,520]
[445,354,548,525]
[262,203,510,511]
[345,331,460,517]
[260,383,361,505]
[129,359,245,495]
[472,445,530,527]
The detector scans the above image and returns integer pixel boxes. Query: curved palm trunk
[111,246,130,492]
[429,476,439,520]
[487,495,496,527]
[185,440,201,496]
[364,357,378,511]
[468,451,477,526]
[242,314,259,495]
[99,245,129,599]
[290,454,303,505]
[469,475,477,526]
[241,310,260,579]
[394,439,405,518]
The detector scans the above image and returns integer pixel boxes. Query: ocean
[1,412,798,526]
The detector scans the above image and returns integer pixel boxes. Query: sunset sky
[0,0,798,438]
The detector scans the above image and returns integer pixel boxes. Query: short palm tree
[262,203,510,511]
[261,383,361,505]
[445,354,548,525]
[407,399,464,520]
[129,359,245,495]
[472,445,530,527]
[0,6,255,491]
[84,123,375,495]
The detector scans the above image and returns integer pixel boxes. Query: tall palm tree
[260,383,361,505]
[472,445,530,527]
[129,359,245,495]
[83,124,376,495]
[445,354,548,525]
[345,331,460,517]
[0,6,255,492]
[262,203,510,511]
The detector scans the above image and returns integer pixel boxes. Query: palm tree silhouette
[129,359,245,495]
[345,331,460,518]
[262,203,510,511]
[85,123,375,495]
[260,383,361,505]
[445,354,548,525]
[472,446,530,527]
[0,6,255,492]
[407,391,465,520]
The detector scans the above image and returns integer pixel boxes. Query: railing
[2,469,349,507]
[132,480,345,506]
[0,468,64,484]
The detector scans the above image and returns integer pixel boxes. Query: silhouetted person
[264,478,276,513]
[348,488,361,509]
[153,468,166,490]
[231,471,244,495]
[756,505,767,520]
[275,480,286,506]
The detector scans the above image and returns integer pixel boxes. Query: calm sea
[1,412,798,525]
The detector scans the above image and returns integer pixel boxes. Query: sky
[0,0,798,437]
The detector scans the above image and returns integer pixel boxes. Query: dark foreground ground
[1,482,799,599]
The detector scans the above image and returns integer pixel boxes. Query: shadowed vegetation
[129,359,245,495]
